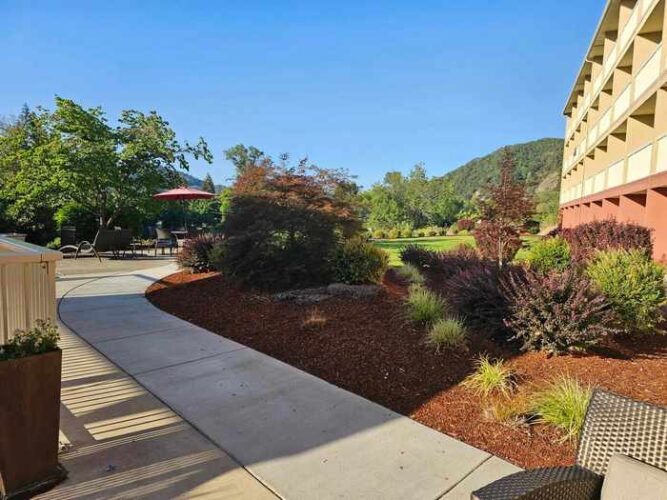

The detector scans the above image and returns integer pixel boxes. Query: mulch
[146,270,667,469]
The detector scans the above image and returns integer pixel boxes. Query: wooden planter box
[0,350,66,498]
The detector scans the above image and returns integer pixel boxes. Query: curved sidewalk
[56,265,520,499]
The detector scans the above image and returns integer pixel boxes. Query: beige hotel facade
[560,0,667,260]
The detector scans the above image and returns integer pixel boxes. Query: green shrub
[387,228,401,239]
[586,249,666,334]
[426,317,467,352]
[331,238,389,285]
[396,263,425,285]
[399,227,414,239]
[46,237,61,250]
[532,376,592,441]
[525,236,571,273]
[502,268,617,355]
[463,355,515,398]
[0,320,60,361]
[404,286,446,324]
[372,229,386,239]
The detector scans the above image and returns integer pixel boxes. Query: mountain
[180,173,225,193]
[443,138,564,199]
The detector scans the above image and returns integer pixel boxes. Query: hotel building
[560,0,667,260]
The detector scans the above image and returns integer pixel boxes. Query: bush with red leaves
[401,244,483,280]
[561,219,653,262]
[445,261,518,337]
[501,268,618,355]
[456,218,475,232]
[178,234,223,273]
[474,221,523,264]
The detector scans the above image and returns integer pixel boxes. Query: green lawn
[373,235,540,266]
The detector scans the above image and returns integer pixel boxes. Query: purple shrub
[561,220,652,262]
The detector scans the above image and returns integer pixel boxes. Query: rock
[327,283,382,298]
[273,287,330,304]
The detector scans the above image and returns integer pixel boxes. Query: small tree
[475,149,534,265]
[219,157,361,290]
[200,173,216,193]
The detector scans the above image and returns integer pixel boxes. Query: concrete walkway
[54,265,520,499]
[43,266,276,499]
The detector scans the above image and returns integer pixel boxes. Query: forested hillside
[444,138,564,198]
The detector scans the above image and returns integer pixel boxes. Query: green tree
[1,97,212,231]
[201,173,216,193]
[224,144,265,173]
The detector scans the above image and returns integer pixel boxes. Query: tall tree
[475,148,534,265]
[224,144,265,174]
[0,97,213,229]
[201,173,216,193]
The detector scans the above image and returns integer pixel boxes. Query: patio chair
[154,228,176,255]
[60,226,77,248]
[472,389,667,500]
[63,229,131,262]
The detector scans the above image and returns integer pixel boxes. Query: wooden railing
[0,236,62,344]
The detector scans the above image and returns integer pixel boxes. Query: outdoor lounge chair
[472,389,667,500]
[60,228,132,261]
[154,228,176,255]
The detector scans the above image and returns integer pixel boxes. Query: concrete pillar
[581,203,593,224]
[618,193,647,224]
[602,197,620,220]
[591,200,604,220]
[645,188,667,262]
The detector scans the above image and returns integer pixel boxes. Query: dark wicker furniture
[472,389,667,499]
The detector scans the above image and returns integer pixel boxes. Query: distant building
[560,0,667,260]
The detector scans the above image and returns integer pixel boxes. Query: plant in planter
[0,320,66,498]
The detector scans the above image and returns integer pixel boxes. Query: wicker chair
[472,389,667,500]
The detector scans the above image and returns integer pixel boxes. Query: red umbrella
[153,186,215,230]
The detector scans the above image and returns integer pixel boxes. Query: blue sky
[2,0,604,187]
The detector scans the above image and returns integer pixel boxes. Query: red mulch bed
[146,271,667,469]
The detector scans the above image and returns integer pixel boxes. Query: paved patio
[46,263,520,499]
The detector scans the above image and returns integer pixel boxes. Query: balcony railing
[562,42,664,174]
[564,0,659,141]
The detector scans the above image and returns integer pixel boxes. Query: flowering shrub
[0,320,60,361]
[561,220,652,262]
[177,234,223,273]
[586,249,665,334]
[502,268,617,355]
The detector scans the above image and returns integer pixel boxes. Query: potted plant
[0,320,66,499]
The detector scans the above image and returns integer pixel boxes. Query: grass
[395,263,425,285]
[426,317,467,352]
[532,375,592,441]
[463,355,515,399]
[373,235,540,266]
[404,285,446,325]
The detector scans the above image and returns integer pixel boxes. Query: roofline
[562,0,616,116]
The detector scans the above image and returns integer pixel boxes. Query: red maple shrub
[456,218,475,232]
[561,219,653,262]
[474,149,534,265]
[218,158,361,290]
[474,221,523,265]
